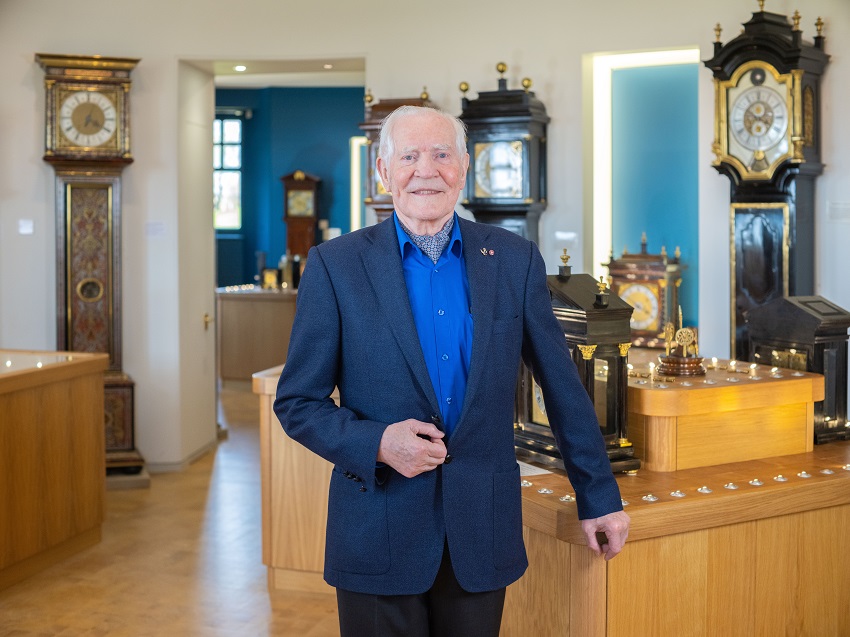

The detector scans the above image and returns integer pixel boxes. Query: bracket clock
[358,89,433,223]
[515,253,640,473]
[35,53,144,474]
[704,1,829,360]
[603,233,684,348]
[458,63,549,243]
[281,170,320,259]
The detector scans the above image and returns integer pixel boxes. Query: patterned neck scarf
[398,216,454,264]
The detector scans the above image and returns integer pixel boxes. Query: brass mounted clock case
[36,53,139,166]
[704,2,830,360]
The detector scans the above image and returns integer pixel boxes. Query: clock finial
[714,23,722,43]
[757,0,764,12]
[459,81,469,95]
[558,248,572,277]
[560,248,571,265]
[420,86,429,101]
[521,78,532,93]
[496,62,507,77]
[364,88,373,105]
[792,10,801,31]
[816,16,824,36]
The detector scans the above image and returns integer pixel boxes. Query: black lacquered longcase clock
[36,53,145,474]
[704,5,829,359]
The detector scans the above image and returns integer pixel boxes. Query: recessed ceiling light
[234,65,247,72]
[323,64,333,70]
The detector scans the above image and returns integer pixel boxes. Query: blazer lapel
[362,219,441,412]
[456,218,499,430]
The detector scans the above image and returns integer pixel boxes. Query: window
[213,117,242,230]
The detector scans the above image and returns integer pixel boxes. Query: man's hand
[581,510,630,561]
[377,419,447,478]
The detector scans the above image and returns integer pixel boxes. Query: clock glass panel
[58,90,119,149]
[474,141,523,198]
[726,66,790,173]
[287,190,314,217]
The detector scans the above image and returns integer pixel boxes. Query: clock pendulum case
[35,53,145,474]
[703,2,829,360]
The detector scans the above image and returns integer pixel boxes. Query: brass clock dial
[473,140,523,198]
[717,61,795,180]
[619,283,660,332]
[59,90,117,148]
[287,190,315,217]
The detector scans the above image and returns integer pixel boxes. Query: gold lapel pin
[481,248,495,256]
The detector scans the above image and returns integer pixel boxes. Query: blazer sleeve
[519,243,623,520]
[273,246,388,485]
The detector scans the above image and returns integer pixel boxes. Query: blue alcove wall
[215,86,364,285]
[612,64,699,326]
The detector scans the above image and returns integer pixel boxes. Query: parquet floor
[0,382,340,637]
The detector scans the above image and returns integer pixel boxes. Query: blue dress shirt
[393,213,472,438]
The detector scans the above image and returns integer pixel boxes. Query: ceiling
[185,57,366,88]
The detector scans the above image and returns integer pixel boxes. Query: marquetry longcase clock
[36,53,145,474]
[704,3,829,360]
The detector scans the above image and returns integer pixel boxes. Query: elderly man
[275,106,629,637]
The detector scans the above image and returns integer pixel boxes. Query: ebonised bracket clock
[703,1,829,360]
[458,63,549,243]
[359,89,433,224]
[36,53,144,475]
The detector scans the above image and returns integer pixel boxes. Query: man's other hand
[377,419,447,478]
[581,510,630,560]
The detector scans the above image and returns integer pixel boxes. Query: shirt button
[441,354,449,361]
[437,309,445,316]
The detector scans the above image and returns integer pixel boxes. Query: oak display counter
[216,286,297,381]
[254,363,850,636]
[0,349,109,591]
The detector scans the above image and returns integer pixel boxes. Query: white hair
[378,106,467,166]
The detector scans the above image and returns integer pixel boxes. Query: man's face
[377,112,469,234]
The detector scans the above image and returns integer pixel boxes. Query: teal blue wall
[612,64,698,326]
[215,86,364,284]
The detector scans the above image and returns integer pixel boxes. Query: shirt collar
[393,212,463,261]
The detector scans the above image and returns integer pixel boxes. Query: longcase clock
[281,170,320,259]
[36,53,144,475]
[703,2,829,360]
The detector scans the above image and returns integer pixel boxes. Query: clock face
[59,90,118,148]
[723,64,791,176]
[287,190,315,217]
[619,283,660,332]
[730,85,788,152]
[473,140,523,198]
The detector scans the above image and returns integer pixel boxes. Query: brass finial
[792,10,801,31]
[758,0,765,11]
[521,78,532,93]
[364,88,373,104]
[293,170,306,181]
[459,81,469,95]
[661,245,668,257]
[597,277,608,294]
[816,16,824,36]
[675,246,681,259]
[496,62,507,76]
[560,248,571,265]
[641,231,647,244]
[420,86,429,101]
[714,23,722,42]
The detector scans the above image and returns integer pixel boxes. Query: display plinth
[627,359,823,472]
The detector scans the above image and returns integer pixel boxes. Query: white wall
[1,0,848,465]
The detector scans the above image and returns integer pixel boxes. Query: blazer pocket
[492,463,525,570]
[326,467,391,575]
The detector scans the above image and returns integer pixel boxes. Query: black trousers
[336,543,506,637]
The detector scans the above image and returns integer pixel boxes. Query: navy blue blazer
[274,216,622,595]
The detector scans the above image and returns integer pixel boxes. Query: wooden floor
[0,382,340,637]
